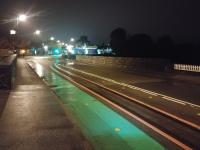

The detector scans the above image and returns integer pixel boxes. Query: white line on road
[58,64,200,108]
[54,64,200,130]
[162,96,186,105]
[51,65,193,150]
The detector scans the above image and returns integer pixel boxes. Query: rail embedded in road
[26,59,168,150]
[26,57,198,149]
[51,63,200,149]
[56,64,200,130]
[55,65,200,127]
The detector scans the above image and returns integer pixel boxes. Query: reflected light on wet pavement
[35,63,44,77]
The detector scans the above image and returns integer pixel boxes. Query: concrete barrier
[0,54,17,90]
[76,55,171,72]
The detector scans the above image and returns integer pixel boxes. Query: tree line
[110,27,200,64]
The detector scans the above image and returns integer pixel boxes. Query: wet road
[56,62,200,127]
[26,56,200,149]
[27,57,166,149]
[66,61,200,106]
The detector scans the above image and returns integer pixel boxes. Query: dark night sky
[0,0,200,44]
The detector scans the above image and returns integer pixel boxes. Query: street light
[44,45,48,51]
[57,40,60,43]
[17,14,27,22]
[50,37,55,40]
[44,45,48,49]
[10,30,16,51]
[34,30,41,35]
[70,38,75,42]
[10,30,16,35]
[67,44,74,54]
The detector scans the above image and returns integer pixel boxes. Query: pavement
[0,58,93,150]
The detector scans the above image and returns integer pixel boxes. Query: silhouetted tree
[156,35,174,59]
[174,43,196,64]
[76,35,90,46]
[98,43,107,49]
[110,27,127,56]
[127,33,153,57]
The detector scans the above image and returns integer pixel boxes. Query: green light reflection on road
[45,71,164,150]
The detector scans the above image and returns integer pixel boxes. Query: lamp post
[12,14,28,54]
[33,30,42,55]
[70,38,75,42]
[43,45,48,55]
[17,14,27,23]
[50,37,55,41]
[10,30,16,52]
[34,30,41,35]
[10,30,16,35]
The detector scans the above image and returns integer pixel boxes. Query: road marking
[197,113,200,116]
[51,65,193,150]
[114,128,121,132]
[148,96,153,99]
[162,96,186,105]
[54,65,200,131]
[58,64,200,108]
[59,64,158,96]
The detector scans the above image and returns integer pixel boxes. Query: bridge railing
[174,64,200,73]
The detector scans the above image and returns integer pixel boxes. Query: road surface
[26,57,168,150]
[25,56,200,149]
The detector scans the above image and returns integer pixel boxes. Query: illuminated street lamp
[67,44,74,54]
[10,30,16,51]
[11,14,27,53]
[17,14,27,22]
[57,40,60,43]
[10,30,16,35]
[70,38,75,42]
[34,30,41,35]
[44,45,48,50]
[44,45,48,55]
[50,37,55,40]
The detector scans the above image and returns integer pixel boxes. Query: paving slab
[0,58,92,150]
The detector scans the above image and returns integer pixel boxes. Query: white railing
[174,64,200,72]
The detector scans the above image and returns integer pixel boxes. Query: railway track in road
[52,64,200,149]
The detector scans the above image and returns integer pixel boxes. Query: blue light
[53,48,61,55]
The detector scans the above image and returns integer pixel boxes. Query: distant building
[97,47,112,55]
[67,44,98,55]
